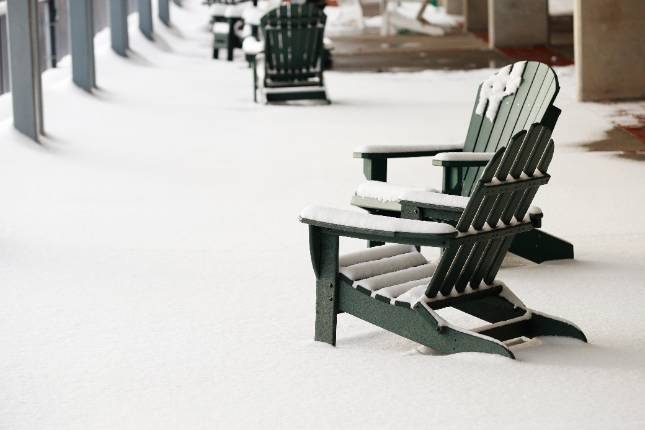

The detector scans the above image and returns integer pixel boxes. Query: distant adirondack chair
[352,61,573,263]
[300,125,586,358]
[247,4,329,103]
[210,0,253,61]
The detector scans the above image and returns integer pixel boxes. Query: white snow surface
[1,2,645,429]
[402,190,471,207]
[355,142,463,153]
[354,180,435,202]
[300,205,457,234]
[476,61,526,122]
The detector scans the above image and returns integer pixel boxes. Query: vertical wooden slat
[440,243,476,296]
[425,245,459,298]
[454,241,488,292]
[462,85,486,153]
[508,63,549,138]
[461,62,541,196]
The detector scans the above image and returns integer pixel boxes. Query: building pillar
[6,0,43,141]
[110,0,129,56]
[463,0,487,32]
[445,0,463,15]
[138,0,153,39]
[69,0,96,91]
[574,0,645,101]
[488,0,548,48]
[159,0,170,26]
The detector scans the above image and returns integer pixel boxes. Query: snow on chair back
[261,4,326,82]
[460,61,560,197]
[423,124,554,300]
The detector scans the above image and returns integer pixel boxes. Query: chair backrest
[424,123,555,299]
[260,4,326,82]
[460,61,560,197]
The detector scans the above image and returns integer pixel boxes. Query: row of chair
[299,61,586,358]
[206,1,332,104]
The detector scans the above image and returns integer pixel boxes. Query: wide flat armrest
[299,205,456,247]
[432,152,496,167]
[354,144,463,160]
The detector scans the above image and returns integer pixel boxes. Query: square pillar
[464,0,488,32]
[6,0,43,141]
[110,0,129,56]
[574,0,645,101]
[69,0,96,91]
[138,0,153,39]
[488,0,548,48]
[159,0,170,26]
[445,0,463,15]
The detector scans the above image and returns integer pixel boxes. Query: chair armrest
[323,37,335,51]
[353,144,463,160]
[432,152,496,168]
[299,205,457,247]
[242,37,264,55]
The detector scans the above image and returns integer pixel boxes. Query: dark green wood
[309,226,339,345]
[257,4,327,103]
[363,158,387,181]
[509,229,574,263]
[337,281,514,358]
[302,124,584,357]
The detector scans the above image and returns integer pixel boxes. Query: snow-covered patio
[1,1,644,428]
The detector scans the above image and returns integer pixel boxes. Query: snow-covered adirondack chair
[245,4,329,104]
[300,125,586,358]
[210,0,253,61]
[352,61,574,263]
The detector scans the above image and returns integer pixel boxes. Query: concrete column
[69,0,96,91]
[6,0,43,141]
[159,0,170,26]
[574,0,645,101]
[138,0,153,39]
[488,0,548,48]
[445,0,463,15]
[464,0,487,32]
[110,0,129,56]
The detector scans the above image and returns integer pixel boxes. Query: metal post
[159,0,170,26]
[6,0,43,141]
[69,0,96,91]
[110,0,129,56]
[47,0,58,68]
[138,0,153,39]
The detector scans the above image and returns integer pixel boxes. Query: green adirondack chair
[248,4,329,104]
[352,61,573,263]
[300,125,586,358]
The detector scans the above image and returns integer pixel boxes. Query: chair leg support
[528,310,588,342]
[510,229,574,263]
[310,227,339,345]
[415,303,515,358]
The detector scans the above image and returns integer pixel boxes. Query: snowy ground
[1,1,644,429]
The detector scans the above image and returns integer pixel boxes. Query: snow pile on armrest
[433,152,496,162]
[300,205,456,235]
[401,190,470,208]
[354,143,463,154]
[243,37,264,55]
[355,181,436,203]
[475,61,526,122]
[212,22,230,34]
